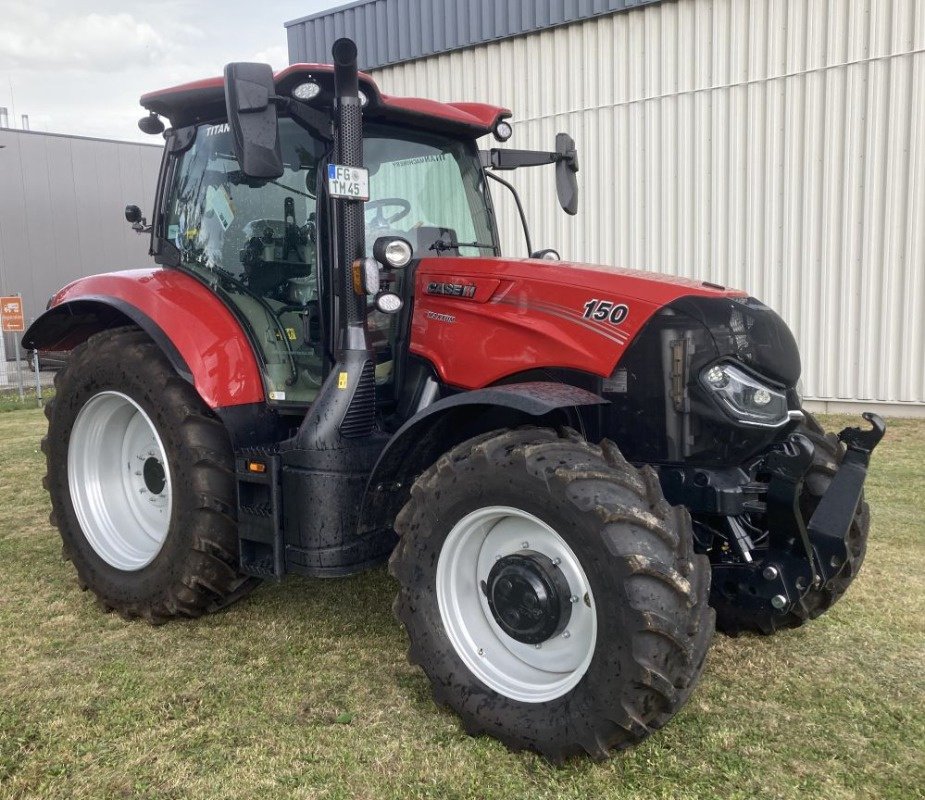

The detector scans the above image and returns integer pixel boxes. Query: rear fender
[22,268,264,408]
[357,382,607,535]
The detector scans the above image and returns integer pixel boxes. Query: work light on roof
[493,120,513,142]
[292,81,321,101]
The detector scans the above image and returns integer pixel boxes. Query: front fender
[358,381,607,535]
[23,268,263,408]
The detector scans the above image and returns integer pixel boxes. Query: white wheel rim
[436,506,597,703]
[67,391,173,571]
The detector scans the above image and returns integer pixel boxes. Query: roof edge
[284,0,375,29]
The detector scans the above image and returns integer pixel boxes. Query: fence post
[32,350,43,408]
[14,337,24,402]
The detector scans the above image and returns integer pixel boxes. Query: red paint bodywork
[141,65,509,136]
[48,269,264,408]
[411,257,747,390]
[41,259,746,409]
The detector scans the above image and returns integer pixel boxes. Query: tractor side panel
[42,268,264,408]
[410,256,747,390]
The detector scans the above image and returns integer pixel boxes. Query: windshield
[163,117,494,406]
[363,124,496,257]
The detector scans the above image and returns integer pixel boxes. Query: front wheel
[390,428,714,760]
[43,327,259,623]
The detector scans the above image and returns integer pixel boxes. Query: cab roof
[140,63,510,138]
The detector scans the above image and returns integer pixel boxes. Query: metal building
[0,129,162,359]
[287,0,925,416]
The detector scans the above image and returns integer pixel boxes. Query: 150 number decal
[582,299,629,325]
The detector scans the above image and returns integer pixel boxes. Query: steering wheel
[366,198,411,228]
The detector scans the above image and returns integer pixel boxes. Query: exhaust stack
[274,39,393,577]
[290,37,375,450]
[332,37,367,333]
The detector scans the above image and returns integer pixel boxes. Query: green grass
[0,388,52,414]
[0,410,922,799]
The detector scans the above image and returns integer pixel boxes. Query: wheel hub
[143,456,166,495]
[484,552,572,644]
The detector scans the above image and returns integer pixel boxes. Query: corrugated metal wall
[286,0,663,70]
[371,0,925,409]
[0,130,162,330]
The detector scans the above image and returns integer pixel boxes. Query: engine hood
[410,256,748,389]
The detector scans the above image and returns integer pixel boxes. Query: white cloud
[0,10,173,72]
[0,0,347,141]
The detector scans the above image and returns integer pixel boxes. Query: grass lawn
[0,409,922,799]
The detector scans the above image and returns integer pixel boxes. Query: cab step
[235,446,284,579]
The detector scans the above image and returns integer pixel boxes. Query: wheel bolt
[552,557,561,566]
[771,594,787,610]
[477,648,484,656]
[534,643,541,650]
[562,630,571,639]
[569,595,579,604]
[521,541,529,549]
[762,565,779,581]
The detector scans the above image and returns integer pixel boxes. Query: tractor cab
[139,59,577,414]
[139,62,522,412]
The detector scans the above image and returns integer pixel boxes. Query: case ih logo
[426,282,477,299]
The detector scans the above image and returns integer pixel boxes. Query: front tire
[43,327,259,623]
[390,428,714,760]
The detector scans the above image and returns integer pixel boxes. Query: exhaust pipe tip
[332,38,359,100]
[332,37,358,67]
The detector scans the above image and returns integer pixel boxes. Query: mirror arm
[485,171,533,256]
[276,97,334,143]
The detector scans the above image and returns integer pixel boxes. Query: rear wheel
[712,413,870,635]
[390,428,714,760]
[43,327,259,623]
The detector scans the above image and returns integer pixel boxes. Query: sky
[0,0,348,142]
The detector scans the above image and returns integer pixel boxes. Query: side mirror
[223,62,284,180]
[124,204,150,234]
[531,248,560,261]
[555,133,579,216]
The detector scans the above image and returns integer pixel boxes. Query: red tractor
[26,40,884,760]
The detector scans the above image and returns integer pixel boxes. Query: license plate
[327,163,369,201]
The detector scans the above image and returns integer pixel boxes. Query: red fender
[24,268,264,408]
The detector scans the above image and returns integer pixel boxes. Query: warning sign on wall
[0,296,25,332]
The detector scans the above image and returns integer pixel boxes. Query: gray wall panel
[286,0,665,69]
[0,130,162,342]
[372,0,925,410]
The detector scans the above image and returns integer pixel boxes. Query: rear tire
[390,428,714,760]
[43,327,259,623]
[713,413,870,636]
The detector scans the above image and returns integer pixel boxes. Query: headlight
[700,363,789,427]
[292,81,321,101]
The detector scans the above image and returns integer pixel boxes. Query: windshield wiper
[430,239,499,255]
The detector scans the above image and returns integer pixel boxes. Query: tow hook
[838,412,886,455]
